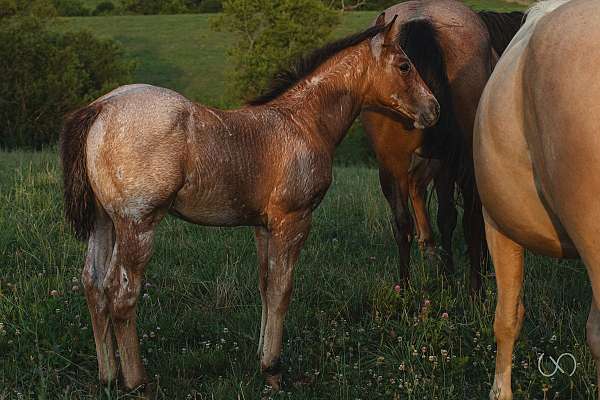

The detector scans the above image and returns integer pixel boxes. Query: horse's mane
[478,11,525,55]
[248,24,386,106]
[398,19,460,175]
[399,18,487,263]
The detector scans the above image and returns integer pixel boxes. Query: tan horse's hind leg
[587,301,600,399]
[486,219,525,400]
[255,227,270,357]
[104,213,162,391]
[82,208,118,385]
[259,212,311,390]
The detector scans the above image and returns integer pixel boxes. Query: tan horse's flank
[474,0,600,398]
[362,0,523,290]
[60,19,439,392]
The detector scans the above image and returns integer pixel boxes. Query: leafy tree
[212,0,340,102]
[93,1,116,15]
[0,16,135,148]
[52,0,90,16]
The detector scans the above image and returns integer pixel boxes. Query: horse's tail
[60,104,103,241]
[478,11,525,56]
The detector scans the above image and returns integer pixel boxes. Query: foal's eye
[398,62,411,73]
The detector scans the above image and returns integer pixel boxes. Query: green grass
[0,150,595,399]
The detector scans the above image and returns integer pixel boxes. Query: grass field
[0,150,595,399]
[7,2,590,399]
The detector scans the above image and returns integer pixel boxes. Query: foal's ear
[375,11,386,27]
[383,15,398,47]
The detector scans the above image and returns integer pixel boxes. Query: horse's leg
[408,155,435,256]
[255,227,270,357]
[486,220,524,400]
[587,301,600,399]
[434,166,457,274]
[379,162,412,284]
[82,208,118,385]
[463,184,486,292]
[104,214,161,391]
[260,212,311,390]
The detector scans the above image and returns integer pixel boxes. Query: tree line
[1,0,400,17]
[0,0,389,148]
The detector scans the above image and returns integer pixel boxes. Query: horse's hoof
[265,372,282,392]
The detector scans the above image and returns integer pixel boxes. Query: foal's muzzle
[414,99,440,130]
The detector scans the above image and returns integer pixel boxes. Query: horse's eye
[398,62,411,73]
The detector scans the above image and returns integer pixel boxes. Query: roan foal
[60,17,439,392]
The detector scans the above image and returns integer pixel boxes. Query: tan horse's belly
[474,47,577,259]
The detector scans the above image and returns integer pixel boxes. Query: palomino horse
[60,19,439,392]
[362,0,524,291]
[474,0,600,398]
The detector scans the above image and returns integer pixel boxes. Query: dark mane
[397,19,459,174]
[248,24,386,106]
[478,11,525,55]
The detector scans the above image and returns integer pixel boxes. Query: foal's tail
[478,11,525,56]
[60,104,102,241]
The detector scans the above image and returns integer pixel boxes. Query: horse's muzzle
[415,100,440,129]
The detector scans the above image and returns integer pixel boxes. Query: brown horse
[60,19,439,392]
[474,0,600,398]
[362,0,524,290]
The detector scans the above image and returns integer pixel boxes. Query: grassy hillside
[59,1,526,107]
[0,151,594,399]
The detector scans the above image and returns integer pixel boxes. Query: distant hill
[59,1,525,106]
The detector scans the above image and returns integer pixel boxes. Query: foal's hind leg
[486,220,524,400]
[82,209,118,385]
[104,213,162,390]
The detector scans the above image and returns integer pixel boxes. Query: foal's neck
[269,43,370,152]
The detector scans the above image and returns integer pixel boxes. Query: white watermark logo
[537,353,577,377]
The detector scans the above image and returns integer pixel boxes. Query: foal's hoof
[125,382,155,399]
[265,372,283,392]
[261,358,284,392]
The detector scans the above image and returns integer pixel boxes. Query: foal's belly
[170,182,265,227]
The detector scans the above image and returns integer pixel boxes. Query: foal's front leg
[486,218,525,400]
[255,227,270,356]
[259,212,311,390]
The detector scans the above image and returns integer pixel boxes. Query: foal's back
[86,84,330,227]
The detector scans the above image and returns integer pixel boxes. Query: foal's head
[366,13,440,129]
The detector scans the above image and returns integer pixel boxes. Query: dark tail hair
[478,11,525,56]
[60,105,102,241]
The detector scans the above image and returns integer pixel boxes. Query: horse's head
[365,13,440,130]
